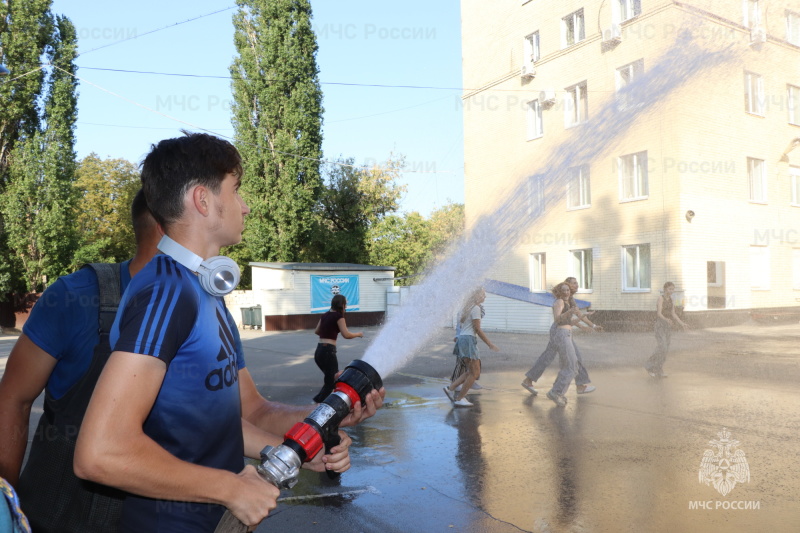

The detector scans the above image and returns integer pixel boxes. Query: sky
[47,0,465,217]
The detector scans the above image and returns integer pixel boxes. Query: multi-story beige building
[461,0,800,327]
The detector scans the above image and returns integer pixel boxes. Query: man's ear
[191,185,210,216]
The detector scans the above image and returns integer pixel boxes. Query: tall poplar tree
[0,3,78,296]
[230,0,324,265]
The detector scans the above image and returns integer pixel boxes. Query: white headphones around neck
[157,235,240,297]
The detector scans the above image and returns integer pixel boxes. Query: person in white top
[443,288,499,407]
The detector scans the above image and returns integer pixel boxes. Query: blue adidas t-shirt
[22,261,132,399]
[110,254,245,533]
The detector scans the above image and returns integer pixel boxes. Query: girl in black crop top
[312,294,363,403]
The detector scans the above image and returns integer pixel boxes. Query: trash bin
[240,305,262,329]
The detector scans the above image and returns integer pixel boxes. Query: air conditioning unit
[520,62,536,79]
[539,89,556,105]
[602,23,622,43]
[750,25,766,44]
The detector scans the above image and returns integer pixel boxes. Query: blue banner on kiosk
[311,275,360,313]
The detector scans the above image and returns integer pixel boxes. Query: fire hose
[214,360,383,533]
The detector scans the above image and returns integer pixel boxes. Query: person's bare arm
[337,317,363,340]
[239,367,381,446]
[0,334,56,486]
[473,318,499,351]
[75,352,278,526]
[314,319,321,336]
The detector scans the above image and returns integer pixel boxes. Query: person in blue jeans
[521,277,599,396]
[544,282,582,407]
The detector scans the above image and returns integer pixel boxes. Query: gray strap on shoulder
[84,263,123,335]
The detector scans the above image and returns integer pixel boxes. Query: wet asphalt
[2,320,799,532]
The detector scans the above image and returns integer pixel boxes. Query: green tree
[72,154,141,266]
[306,156,406,263]
[367,202,464,286]
[0,9,78,294]
[0,0,53,296]
[230,0,324,268]
[427,202,465,262]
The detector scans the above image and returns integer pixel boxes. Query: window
[527,99,543,140]
[562,9,585,47]
[788,11,800,45]
[567,165,590,209]
[565,82,588,127]
[744,71,764,115]
[617,0,642,22]
[750,245,769,290]
[618,151,649,201]
[789,85,800,125]
[744,0,761,28]
[530,253,546,292]
[791,166,800,205]
[570,249,593,290]
[748,157,766,203]
[622,244,650,291]
[707,261,723,287]
[793,249,800,289]
[616,59,644,109]
[524,31,540,64]
[528,174,545,216]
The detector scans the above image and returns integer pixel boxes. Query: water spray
[214,360,383,533]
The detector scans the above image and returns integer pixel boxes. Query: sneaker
[521,382,538,396]
[454,385,462,392]
[576,384,596,394]
[443,387,455,402]
[471,382,483,390]
[645,367,658,378]
[453,398,473,407]
[547,390,567,407]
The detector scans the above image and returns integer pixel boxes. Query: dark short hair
[131,188,156,241]
[331,294,347,314]
[140,131,242,228]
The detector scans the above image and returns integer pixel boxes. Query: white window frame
[616,59,644,109]
[744,0,761,28]
[789,84,800,125]
[524,31,540,65]
[562,9,585,48]
[527,173,545,216]
[791,166,800,206]
[787,11,800,45]
[530,252,546,292]
[618,151,649,201]
[622,244,651,292]
[744,71,764,116]
[750,245,770,290]
[567,165,591,210]
[748,157,767,203]
[527,99,543,140]
[570,249,593,291]
[564,81,588,127]
[793,248,800,290]
[615,0,642,23]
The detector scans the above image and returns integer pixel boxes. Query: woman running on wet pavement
[521,277,597,397]
[542,282,583,407]
[444,288,499,407]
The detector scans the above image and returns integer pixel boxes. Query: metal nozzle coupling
[256,444,303,490]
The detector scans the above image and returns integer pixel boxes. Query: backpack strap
[83,263,122,336]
